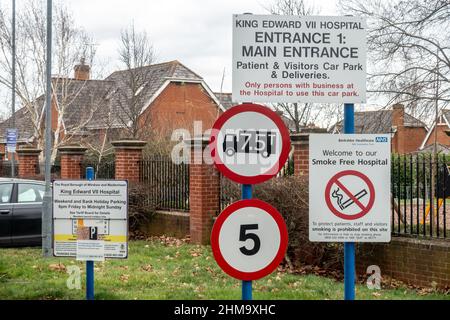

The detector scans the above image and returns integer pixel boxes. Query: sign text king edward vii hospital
[232,15,366,103]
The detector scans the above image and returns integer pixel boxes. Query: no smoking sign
[325,170,375,220]
[309,134,391,243]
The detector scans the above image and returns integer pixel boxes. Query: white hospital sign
[53,180,128,259]
[232,15,366,103]
[309,134,391,242]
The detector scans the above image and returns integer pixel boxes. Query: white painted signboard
[53,180,128,259]
[232,15,366,103]
[309,134,390,242]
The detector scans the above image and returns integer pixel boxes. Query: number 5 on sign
[239,224,260,256]
[211,199,288,281]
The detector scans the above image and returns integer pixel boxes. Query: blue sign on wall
[6,128,18,152]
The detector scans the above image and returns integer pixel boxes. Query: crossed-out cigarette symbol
[325,170,375,220]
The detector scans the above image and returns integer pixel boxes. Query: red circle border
[209,103,291,184]
[210,199,289,281]
[324,170,375,220]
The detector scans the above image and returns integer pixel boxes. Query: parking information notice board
[309,134,391,242]
[53,180,128,259]
[232,15,366,103]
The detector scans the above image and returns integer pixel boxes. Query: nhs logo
[375,137,388,143]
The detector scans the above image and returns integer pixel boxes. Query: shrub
[221,176,344,269]
[128,183,158,233]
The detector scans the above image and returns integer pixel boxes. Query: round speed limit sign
[211,199,288,281]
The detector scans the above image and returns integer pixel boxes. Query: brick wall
[58,145,87,179]
[112,140,146,182]
[393,126,428,154]
[139,211,190,238]
[141,82,221,139]
[16,148,41,178]
[391,104,428,154]
[357,236,450,288]
[291,133,310,177]
[423,124,450,148]
[188,139,220,244]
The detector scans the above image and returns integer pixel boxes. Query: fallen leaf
[141,265,152,272]
[119,274,130,282]
[48,263,66,272]
[372,291,382,297]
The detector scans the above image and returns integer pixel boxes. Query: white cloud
[69,0,338,92]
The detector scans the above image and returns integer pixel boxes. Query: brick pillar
[111,140,146,182]
[291,133,309,177]
[16,147,41,178]
[58,145,87,179]
[187,138,220,245]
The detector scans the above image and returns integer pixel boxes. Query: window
[18,184,45,203]
[0,184,12,203]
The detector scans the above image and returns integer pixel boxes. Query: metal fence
[139,156,189,212]
[81,160,115,179]
[392,153,449,239]
[0,161,19,177]
[278,154,294,177]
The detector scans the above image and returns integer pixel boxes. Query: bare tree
[81,102,122,172]
[264,0,340,131]
[338,0,450,123]
[0,0,98,161]
[115,23,156,139]
[266,0,318,16]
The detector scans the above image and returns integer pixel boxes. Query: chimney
[392,103,404,127]
[74,58,90,80]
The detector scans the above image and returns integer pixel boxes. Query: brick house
[331,104,428,154]
[419,109,450,151]
[0,60,226,159]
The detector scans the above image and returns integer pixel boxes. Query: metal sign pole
[86,167,95,300]
[343,103,355,300]
[241,183,252,300]
[42,0,53,258]
[11,0,16,177]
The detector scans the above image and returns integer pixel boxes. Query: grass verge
[0,238,448,300]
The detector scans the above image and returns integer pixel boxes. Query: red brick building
[332,104,428,154]
[0,60,226,159]
[420,109,450,151]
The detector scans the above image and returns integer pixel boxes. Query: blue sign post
[343,103,355,300]
[6,128,17,152]
[85,166,95,300]
[241,184,253,301]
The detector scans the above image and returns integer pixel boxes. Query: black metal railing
[0,161,19,178]
[81,160,115,179]
[279,154,294,177]
[392,153,449,239]
[139,156,189,212]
